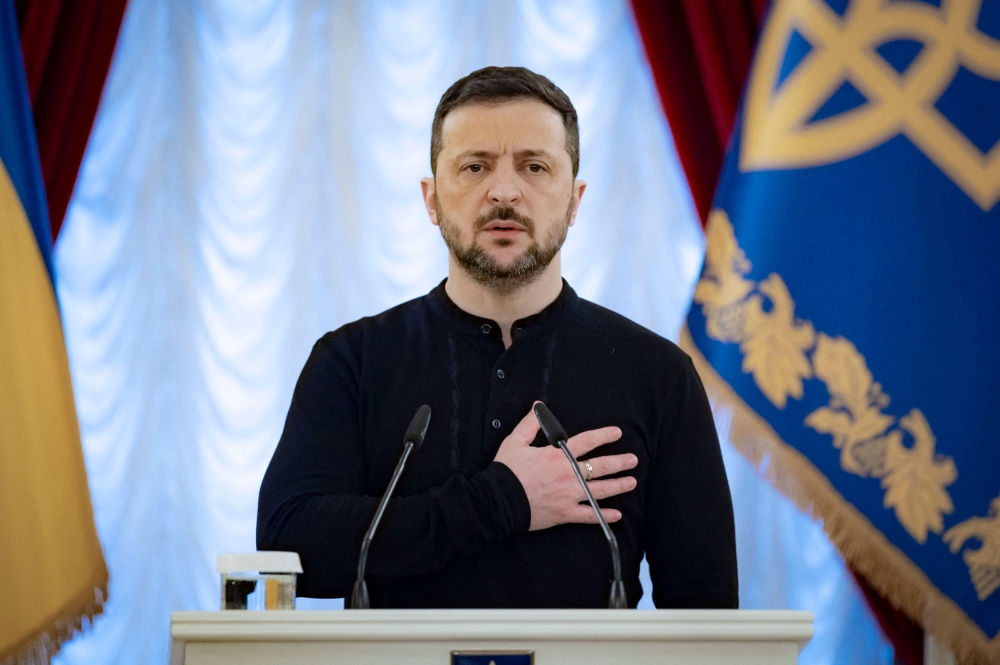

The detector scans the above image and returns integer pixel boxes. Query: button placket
[487,342,513,440]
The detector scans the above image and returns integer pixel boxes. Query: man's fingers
[585,476,637,500]
[578,453,637,480]
[561,475,636,524]
[566,505,622,524]
[504,406,542,448]
[565,426,621,458]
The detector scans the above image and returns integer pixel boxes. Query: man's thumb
[505,405,542,447]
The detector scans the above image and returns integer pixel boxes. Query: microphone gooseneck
[351,405,432,609]
[533,402,628,609]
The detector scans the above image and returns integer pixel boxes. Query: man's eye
[528,164,542,173]
[468,164,482,173]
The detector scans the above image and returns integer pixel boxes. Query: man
[257,66,737,609]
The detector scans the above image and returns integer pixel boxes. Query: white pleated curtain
[52,1,892,663]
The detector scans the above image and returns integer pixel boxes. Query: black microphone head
[404,405,432,450]
[533,402,568,447]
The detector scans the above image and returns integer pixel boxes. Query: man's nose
[487,165,521,207]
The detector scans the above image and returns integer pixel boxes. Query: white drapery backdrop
[53,1,893,663]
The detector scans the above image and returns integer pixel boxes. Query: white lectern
[169,609,813,665]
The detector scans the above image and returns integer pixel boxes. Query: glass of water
[217,552,302,611]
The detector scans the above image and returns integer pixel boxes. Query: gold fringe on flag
[1,578,106,665]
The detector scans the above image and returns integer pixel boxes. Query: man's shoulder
[571,298,691,370]
[315,293,431,354]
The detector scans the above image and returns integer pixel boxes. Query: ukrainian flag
[686,0,999,663]
[0,1,106,660]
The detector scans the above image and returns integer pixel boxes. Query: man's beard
[437,201,571,295]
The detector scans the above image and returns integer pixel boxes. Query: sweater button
[497,369,505,379]
[481,324,491,334]
[492,419,501,429]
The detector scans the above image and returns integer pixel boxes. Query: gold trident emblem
[741,0,1000,210]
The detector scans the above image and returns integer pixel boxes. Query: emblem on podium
[452,651,534,665]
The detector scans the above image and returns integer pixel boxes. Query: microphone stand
[350,405,431,609]
[350,441,415,609]
[534,402,627,609]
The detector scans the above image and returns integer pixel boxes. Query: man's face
[422,99,586,293]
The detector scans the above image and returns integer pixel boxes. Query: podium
[169,609,813,664]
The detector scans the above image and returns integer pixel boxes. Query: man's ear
[568,179,587,227]
[421,177,439,227]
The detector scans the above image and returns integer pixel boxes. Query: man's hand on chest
[492,403,638,531]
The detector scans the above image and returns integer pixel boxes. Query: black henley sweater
[257,280,738,608]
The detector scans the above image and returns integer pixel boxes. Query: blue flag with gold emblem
[684,0,1000,662]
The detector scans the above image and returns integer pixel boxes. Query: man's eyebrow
[454,150,497,160]
[452,149,555,161]
[514,149,553,160]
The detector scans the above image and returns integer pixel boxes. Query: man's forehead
[440,100,566,155]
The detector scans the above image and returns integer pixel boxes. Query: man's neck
[444,256,564,349]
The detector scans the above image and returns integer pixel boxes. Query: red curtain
[629,1,924,663]
[629,0,766,225]
[15,0,128,241]
[854,571,926,665]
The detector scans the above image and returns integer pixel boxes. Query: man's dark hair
[430,66,580,178]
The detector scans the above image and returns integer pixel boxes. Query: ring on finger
[584,460,593,481]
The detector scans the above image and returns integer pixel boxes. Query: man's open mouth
[482,220,527,233]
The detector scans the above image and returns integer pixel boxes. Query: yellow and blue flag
[0,1,106,661]
[686,0,1000,662]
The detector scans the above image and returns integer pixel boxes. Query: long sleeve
[644,356,738,608]
[256,329,531,598]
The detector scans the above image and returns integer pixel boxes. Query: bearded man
[257,66,738,609]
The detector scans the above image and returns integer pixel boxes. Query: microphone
[533,402,627,609]
[350,404,431,609]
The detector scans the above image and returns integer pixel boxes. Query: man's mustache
[474,207,535,232]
